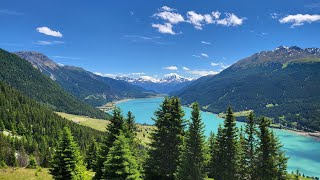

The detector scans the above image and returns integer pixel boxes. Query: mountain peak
[15,51,59,70]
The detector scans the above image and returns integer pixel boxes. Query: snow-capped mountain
[115,73,194,94]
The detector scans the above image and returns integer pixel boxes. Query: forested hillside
[0,81,104,167]
[173,46,320,131]
[0,49,108,118]
[15,51,156,107]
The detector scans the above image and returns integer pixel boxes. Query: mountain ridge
[15,51,156,106]
[172,46,320,130]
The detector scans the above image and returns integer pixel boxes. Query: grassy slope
[55,112,154,145]
[0,168,94,180]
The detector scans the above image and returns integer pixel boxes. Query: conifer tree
[207,131,215,177]
[238,127,247,180]
[103,131,142,180]
[145,97,185,179]
[210,124,224,179]
[243,112,258,179]
[220,107,239,180]
[0,119,4,131]
[256,117,287,180]
[126,111,137,137]
[176,102,206,180]
[49,127,85,180]
[85,140,99,171]
[95,107,125,179]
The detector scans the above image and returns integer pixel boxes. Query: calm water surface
[116,97,320,177]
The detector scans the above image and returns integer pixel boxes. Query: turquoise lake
[115,97,320,177]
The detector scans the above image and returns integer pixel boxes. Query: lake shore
[104,97,320,140]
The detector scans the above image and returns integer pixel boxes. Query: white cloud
[279,14,320,27]
[51,56,80,60]
[211,62,222,66]
[187,11,214,30]
[94,72,118,78]
[36,27,63,37]
[163,66,178,70]
[161,6,175,12]
[212,11,221,19]
[153,9,184,24]
[188,70,219,76]
[211,62,230,69]
[271,13,279,19]
[152,23,176,35]
[36,40,64,45]
[192,54,201,58]
[201,41,211,45]
[201,53,209,58]
[216,13,245,26]
[182,66,190,71]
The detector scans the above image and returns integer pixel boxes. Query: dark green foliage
[50,127,86,180]
[0,81,103,167]
[95,107,126,179]
[176,102,206,180]
[215,107,239,180]
[256,117,288,180]
[27,155,37,169]
[103,131,142,180]
[0,49,108,119]
[172,47,320,131]
[85,140,99,170]
[15,51,156,107]
[145,97,185,179]
[242,112,258,179]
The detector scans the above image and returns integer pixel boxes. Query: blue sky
[1,0,320,79]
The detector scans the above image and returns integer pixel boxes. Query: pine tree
[256,117,286,180]
[219,107,239,180]
[49,127,85,180]
[126,111,137,137]
[238,127,247,180]
[211,124,224,180]
[95,107,125,179]
[243,112,258,179]
[145,97,185,179]
[207,131,215,178]
[85,140,99,170]
[103,131,142,180]
[176,102,206,180]
[27,155,37,169]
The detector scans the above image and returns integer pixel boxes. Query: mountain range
[0,49,108,119]
[115,73,194,94]
[172,46,320,131]
[15,51,156,107]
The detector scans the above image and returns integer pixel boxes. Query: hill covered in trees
[172,46,320,131]
[15,51,156,107]
[0,49,108,118]
[0,81,104,168]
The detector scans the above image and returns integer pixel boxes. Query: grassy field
[218,110,253,118]
[0,168,95,180]
[55,112,154,145]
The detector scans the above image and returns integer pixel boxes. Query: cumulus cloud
[152,23,176,35]
[153,7,184,24]
[36,40,64,45]
[211,62,222,66]
[163,66,178,70]
[182,66,190,71]
[201,41,211,45]
[216,13,245,26]
[271,13,279,19]
[36,27,63,37]
[161,6,175,12]
[187,11,214,30]
[212,11,221,19]
[279,14,320,27]
[211,62,230,69]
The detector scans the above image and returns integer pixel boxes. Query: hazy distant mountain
[15,51,156,106]
[172,46,320,130]
[116,73,194,94]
